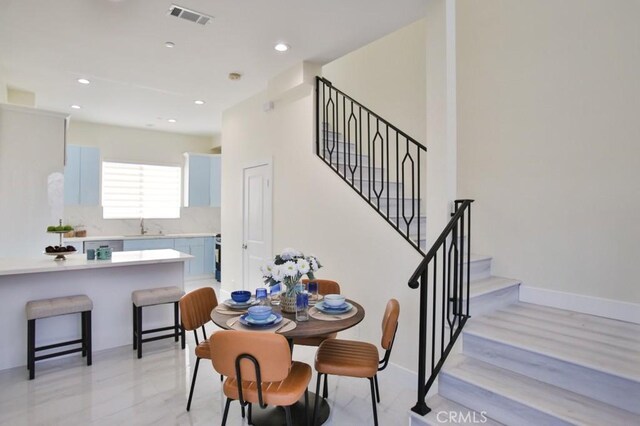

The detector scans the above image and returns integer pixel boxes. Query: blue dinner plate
[315,301,353,314]
[224,298,259,309]
[239,313,283,327]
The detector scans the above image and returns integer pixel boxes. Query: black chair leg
[186,357,200,411]
[304,389,309,426]
[136,306,143,359]
[174,302,180,342]
[241,404,245,418]
[284,405,293,426]
[181,323,186,350]
[86,311,92,366]
[221,398,232,426]
[27,319,35,380]
[132,304,137,350]
[369,377,378,426]
[248,403,252,424]
[312,372,323,426]
[374,374,380,403]
[323,374,328,399]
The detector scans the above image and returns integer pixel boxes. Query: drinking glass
[269,283,281,306]
[256,287,268,306]
[296,293,309,321]
[307,281,319,306]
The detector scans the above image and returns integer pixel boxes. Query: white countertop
[64,232,219,242]
[0,249,193,277]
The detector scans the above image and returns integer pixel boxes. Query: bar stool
[132,286,185,358]
[26,294,93,380]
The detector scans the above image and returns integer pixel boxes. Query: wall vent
[167,4,213,26]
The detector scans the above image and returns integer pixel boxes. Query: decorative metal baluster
[386,125,390,218]
[343,95,347,178]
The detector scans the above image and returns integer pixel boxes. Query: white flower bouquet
[261,248,322,298]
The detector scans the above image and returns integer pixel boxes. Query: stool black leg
[86,311,92,366]
[27,319,35,380]
[173,302,179,342]
[136,306,143,359]
[132,304,137,350]
[81,311,87,357]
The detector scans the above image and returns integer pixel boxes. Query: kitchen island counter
[0,249,193,277]
[0,249,192,371]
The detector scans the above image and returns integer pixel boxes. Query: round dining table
[211,299,365,426]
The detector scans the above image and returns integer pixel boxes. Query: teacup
[248,305,272,321]
[323,294,346,308]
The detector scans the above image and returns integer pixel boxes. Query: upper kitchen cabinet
[184,153,221,207]
[64,145,100,205]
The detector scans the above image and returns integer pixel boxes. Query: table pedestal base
[249,392,330,426]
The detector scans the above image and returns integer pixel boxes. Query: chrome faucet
[140,218,147,235]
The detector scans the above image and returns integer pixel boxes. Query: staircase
[316,77,427,253]
[412,255,640,425]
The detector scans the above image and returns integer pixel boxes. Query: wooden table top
[210,299,365,339]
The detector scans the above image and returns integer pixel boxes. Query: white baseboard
[519,286,640,324]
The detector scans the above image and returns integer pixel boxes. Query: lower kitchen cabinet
[127,236,212,278]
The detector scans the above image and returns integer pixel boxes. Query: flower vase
[280,283,302,313]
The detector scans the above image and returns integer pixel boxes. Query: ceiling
[0,0,426,136]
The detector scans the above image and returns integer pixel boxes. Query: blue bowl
[231,290,251,303]
[248,305,272,321]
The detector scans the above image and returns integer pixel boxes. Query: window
[102,161,181,219]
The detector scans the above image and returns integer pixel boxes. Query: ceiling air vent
[167,4,213,26]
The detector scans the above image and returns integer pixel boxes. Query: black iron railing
[409,199,473,415]
[315,76,427,254]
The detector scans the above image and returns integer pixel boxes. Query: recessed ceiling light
[274,43,290,52]
[228,72,242,81]
[167,119,177,123]
[77,78,90,85]
[165,41,175,48]
[71,105,81,109]
[194,100,205,105]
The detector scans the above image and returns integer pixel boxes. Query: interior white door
[242,162,272,291]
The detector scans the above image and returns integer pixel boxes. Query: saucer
[239,313,283,327]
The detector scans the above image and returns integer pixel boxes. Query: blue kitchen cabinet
[184,153,221,207]
[204,237,215,275]
[209,156,221,207]
[64,145,100,205]
[123,238,175,251]
[174,237,207,277]
[64,145,81,204]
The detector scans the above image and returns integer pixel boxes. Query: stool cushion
[132,286,184,307]
[26,295,93,320]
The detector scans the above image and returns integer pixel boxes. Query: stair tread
[417,395,504,426]
[465,303,640,381]
[467,276,521,298]
[443,355,640,425]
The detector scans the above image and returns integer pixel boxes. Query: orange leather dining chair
[294,279,341,347]
[180,287,219,411]
[211,330,312,426]
[312,299,400,426]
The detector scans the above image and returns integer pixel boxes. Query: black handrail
[315,76,427,254]
[409,199,473,415]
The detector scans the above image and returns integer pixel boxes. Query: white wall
[322,18,426,146]
[0,66,7,103]
[65,120,220,236]
[222,58,426,373]
[0,105,67,257]
[457,0,640,304]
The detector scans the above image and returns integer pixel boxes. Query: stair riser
[319,145,369,163]
[466,256,491,282]
[463,333,640,414]
[325,162,386,181]
[350,180,405,198]
[465,284,519,318]
[439,373,574,426]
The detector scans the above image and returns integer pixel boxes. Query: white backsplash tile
[64,205,220,237]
